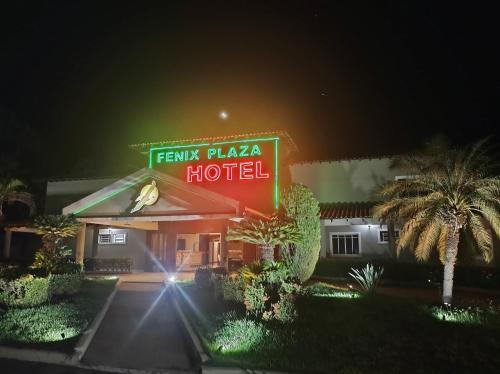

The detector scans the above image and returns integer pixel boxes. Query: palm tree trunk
[442,230,460,304]
[259,245,275,262]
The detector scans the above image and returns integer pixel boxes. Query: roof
[319,201,378,219]
[291,155,398,165]
[128,130,298,153]
[62,168,247,219]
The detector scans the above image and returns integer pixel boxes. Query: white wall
[322,219,392,258]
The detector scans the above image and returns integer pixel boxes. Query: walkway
[82,282,198,372]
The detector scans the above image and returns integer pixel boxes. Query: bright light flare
[219,110,229,120]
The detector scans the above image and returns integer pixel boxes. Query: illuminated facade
[38,133,493,273]
[52,132,296,272]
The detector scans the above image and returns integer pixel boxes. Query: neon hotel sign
[148,137,280,208]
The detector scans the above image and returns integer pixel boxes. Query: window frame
[378,229,400,244]
[98,232,128,245]
[328,232,362,257]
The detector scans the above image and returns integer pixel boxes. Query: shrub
[244,282,268,316]
[213,317,269,353]
[241,260,301,323]
[0,276,51,307]
[280,184,321,283]
[271,293,298,323]
[84,258,132,273]
[349,263,384,294]
[214,276,245,303]
[49,273,83,296]
[0,263,24,281]
[195,267,215,289]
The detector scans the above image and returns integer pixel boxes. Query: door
[149,232,168,271]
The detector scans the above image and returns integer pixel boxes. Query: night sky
[1,1,498,179]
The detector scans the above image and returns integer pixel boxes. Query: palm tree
[32,215,82,274]
[373,139,500,304]
[227,215,301,261]
[0,179,35,217]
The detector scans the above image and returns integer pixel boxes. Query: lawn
[0,277,117,352]
[177,282,500,374]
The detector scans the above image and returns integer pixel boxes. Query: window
[98,232,127,245]
[379,229,400,243]
[98,234,111,244]
[113,233,127,244]
[176,238,186,251]
[329,233,360,256]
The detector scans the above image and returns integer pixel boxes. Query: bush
[281,184,321,283]
[0,276,51,307]
[244,282,268,316]
[214,276,245,303]
[349,263,384,294]
[213,317,269,353]
[271,293,298,323]
[0,263,24,281]
[241,260,301,323]
[49,273,84,296]
[84,258,132,273]
[195,267,215,289]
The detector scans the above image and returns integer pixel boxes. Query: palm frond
[468,213,494,263]
[227,216,302,247]
[414,217,443,262]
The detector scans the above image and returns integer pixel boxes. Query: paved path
[82,282,197,372]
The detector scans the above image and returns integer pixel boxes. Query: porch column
[3,230,12,258]
[75,223,86,265]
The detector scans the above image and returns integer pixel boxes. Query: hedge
[84,258,132,273]
[0,276,51,307]
[49,273,84,296]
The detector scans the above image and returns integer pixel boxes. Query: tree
[280,184,321,283]
[226,215,301,261]
[373,138,500,304]
[32,215,82,274]
[0,179,35,218]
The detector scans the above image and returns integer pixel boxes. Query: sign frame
[148,136,280,209]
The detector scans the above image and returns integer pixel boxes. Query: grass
[0,277,116,352]
[177,282,500,374]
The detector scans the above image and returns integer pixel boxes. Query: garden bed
[0,277,117,353]
[314,258,500,289]
[177,281,500,373]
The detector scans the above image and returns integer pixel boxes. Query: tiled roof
[319,201,378,219]
[128,130,298,152]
